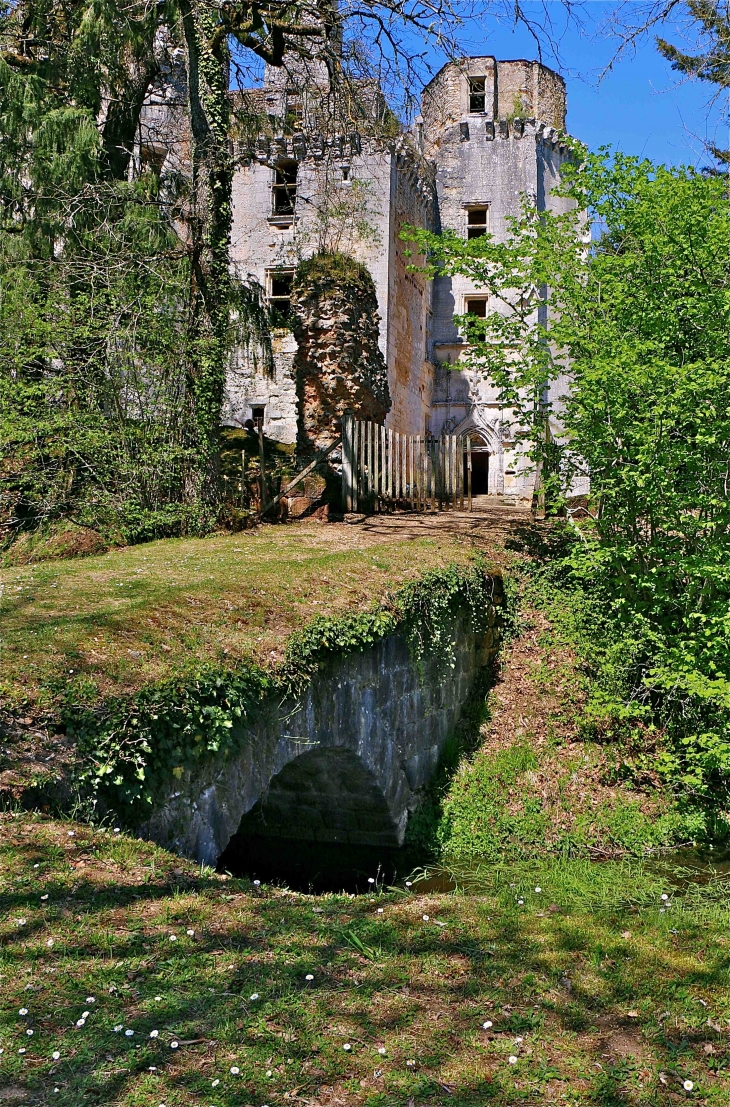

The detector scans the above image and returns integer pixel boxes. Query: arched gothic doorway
[467,433,490,494]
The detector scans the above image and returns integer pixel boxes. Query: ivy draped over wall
[67,562,502,822]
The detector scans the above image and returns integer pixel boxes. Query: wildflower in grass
[18,1048,26,1054]
[26,1030,33,1036]
[53,1088,59,1093]
[377,1047,386,1055]
[684,1080,694,1091]
[17,919,26,926]
[266,1069,272,1076]
[113,1025,123,1033]
[535,887,542,893]
[33,864,39,869]
[19,1008,28,1016]
[483,1021,493,1029]
[67,832,74,837]
[253,879,261,886]
[40,895,48,901]
[661,894,669,902]
[124,1029,133,1037]
[508,1055,518,1064]
[46,940,54,947]
[305,975,314,981]
[405,881,412,888]
[406,1059,416,1067]
[186,929,195,936]
[517,899,524,906]
[212,1079,220,1087]
[52,1051,60,1060]
[250,993,260,1001]
[230,1066,240,1074]
[377,908,384,914]
[170,1041,179,1049]
[169,935,177,942]
[368,878,375,884]
[422,915,429,921]
[76,1019,85,1027]
[86,998,95,1004]
[82,1011,89,1019]
[150,1030,159,1038]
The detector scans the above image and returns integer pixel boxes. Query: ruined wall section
[291,256,391,454]
[385,142,437,435]
[226,133,395,441]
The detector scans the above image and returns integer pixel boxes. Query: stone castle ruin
[140,51,576,500]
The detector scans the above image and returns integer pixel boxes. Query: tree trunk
[177,0,232,513]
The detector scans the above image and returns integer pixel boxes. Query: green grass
[2,812,730,1106]
[0,522,474,713]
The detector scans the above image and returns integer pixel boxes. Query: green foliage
[403,150,730,814]
[67,563,498,821]
[70,666,271,818]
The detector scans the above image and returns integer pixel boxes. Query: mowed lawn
[0,521,476,711]
[1,812,730,1106]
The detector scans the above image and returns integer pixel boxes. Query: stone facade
[223,55,576,499]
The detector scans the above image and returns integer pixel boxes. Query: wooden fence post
[342,413,353,512]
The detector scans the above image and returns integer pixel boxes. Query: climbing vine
[67,562,502,823]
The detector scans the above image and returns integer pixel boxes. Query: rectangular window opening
[272,160,298,216]
[251,406,265,430]
[467,206,489,239]
[267,269,294,327]
[468,76,486,114]
[465,298,488,318]
[285,93,304,132]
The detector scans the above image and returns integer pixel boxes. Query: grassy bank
[2,811,730,1106]
[1,522,476,712]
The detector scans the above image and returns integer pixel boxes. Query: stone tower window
[251,405,265,430]
[272,161,298,217]
[466,207,489,239]
[267,269,294,327]
[468,77,486,114]
[465,297,488,318]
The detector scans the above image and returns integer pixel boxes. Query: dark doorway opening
[465,444,489,495]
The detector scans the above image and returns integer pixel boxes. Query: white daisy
[230,1066,240,1074]
[52,1051,60,1060]
[508,1055,518,1064]
[683,1080,694,1091]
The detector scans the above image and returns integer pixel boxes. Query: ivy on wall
[68,562,502,822]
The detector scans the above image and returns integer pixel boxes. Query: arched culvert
[217,747,403,889]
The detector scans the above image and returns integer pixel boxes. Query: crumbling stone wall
[291,253,391,455]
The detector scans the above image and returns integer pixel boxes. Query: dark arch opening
[217,748,409,892]
[466,434,490,494]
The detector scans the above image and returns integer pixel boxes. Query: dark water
[217,836,730,897]
[217,834,424,894]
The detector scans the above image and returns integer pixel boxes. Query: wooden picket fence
[341,414,473,513]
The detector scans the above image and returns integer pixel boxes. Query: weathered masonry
[142,595,502,867]
[223,56,577,500]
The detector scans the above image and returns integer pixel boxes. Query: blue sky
[429,1,728,167]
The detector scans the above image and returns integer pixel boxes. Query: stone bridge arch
[143,604,502,868]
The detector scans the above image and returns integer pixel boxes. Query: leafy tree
[403,150,730,801]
